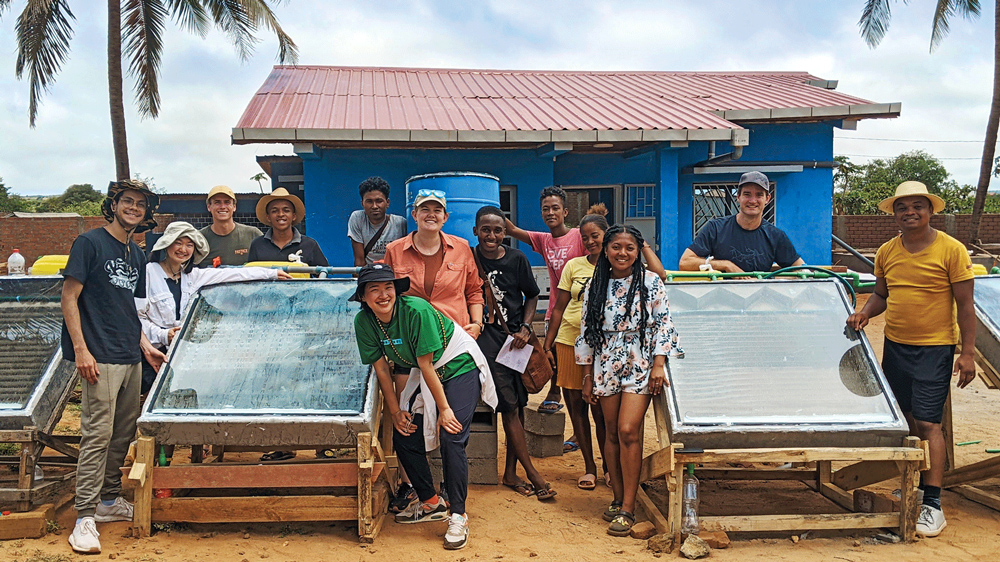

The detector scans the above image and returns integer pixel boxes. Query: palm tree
[1,1,297,181]
[859,0,996,244]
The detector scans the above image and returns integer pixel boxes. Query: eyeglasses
[118,195,148,210]
[416,189,446,199]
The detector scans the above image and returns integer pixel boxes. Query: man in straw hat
[61,180,167,553]
[847,180,976,538]
[198,185,262,267]
[247,187,328,267]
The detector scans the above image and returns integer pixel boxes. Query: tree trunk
[108,0,130,181]
[968,0,1000,244]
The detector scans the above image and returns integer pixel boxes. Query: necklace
[371,303,448,380]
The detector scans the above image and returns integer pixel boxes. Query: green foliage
[834,151,982,214]
[35,184,103,215]
[0,177,37,213]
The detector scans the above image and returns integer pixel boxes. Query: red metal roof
[234,66,896,140]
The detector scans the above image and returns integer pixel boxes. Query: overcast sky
[0,1,994,196]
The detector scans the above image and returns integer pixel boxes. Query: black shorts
[478,324,528,413]
[882,338,955,424]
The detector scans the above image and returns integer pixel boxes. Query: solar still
[139,280,376,446]
[0,276,77,431]
[973,275,1000,380]
[659,279,907,449]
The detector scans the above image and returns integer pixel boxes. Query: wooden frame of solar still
[656,278,909,449]
[137,279,378,448]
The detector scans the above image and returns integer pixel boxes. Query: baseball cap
[738,171,770,192]
[206,185,237,204]
[413,188,447,211]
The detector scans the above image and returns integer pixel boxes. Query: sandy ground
[5,293,1000,561]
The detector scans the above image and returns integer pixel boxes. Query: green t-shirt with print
[354,295,476,382]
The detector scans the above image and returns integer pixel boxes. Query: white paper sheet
[495,335,533,373]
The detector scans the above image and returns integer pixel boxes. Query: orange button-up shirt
[383,232,484,327]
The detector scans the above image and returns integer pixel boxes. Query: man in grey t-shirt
[348,176,407,265]
[198,185,263,267]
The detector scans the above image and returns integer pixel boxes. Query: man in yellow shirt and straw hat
[847,180,976,538]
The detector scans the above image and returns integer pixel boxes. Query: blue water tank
[405,172,501,247]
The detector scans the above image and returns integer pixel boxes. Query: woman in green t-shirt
[352,263,496,551]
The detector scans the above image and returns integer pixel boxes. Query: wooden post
[668,452,684,546]
[380,393,398,486]
[899,436,920,542]
[357,432,374,542]
[132,436,155,538]
[942,391,955,472]
[16,434,36,512]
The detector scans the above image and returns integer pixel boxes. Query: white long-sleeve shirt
[135,263,278,347]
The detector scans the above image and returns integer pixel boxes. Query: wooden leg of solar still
[357,432,376,542]
[16,437,36,512]
[131,436,155,538]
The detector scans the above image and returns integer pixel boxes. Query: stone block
[630,521,657,539]
[523,406,566,436]
[698,530,730,549]
[525,430,564,458]
[429,456,498,485]
[853,488,900,513]
[470,404,498,433]
[647,534,674,553]
[680,535,710,559]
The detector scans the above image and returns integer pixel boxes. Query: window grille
[692,182,775,236]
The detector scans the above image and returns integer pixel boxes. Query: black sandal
[602,500,623,522]
[607,511,635,537]
[388,483,418,513]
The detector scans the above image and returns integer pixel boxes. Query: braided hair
[582,224,650,354]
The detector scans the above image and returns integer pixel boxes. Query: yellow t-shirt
[874,232,974,346]
[555,256,596,346]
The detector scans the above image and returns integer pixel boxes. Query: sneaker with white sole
[443,513,469,550]
[394,496,449,524]
[916,504,947,537]
[94,496,134,522]
[69,516,101,554]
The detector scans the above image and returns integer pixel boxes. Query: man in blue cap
[679,171,804,273]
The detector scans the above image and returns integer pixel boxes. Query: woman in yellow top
[542,205,666,490]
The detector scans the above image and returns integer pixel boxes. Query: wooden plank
[700,512,898,532]
[129,463,147,487]
[899,437,920,542]
[151,462,361,490]
[358,432,374,540]
[151,495,358,523]
[943,455,1000,487]
[697,468,814,481]
[640,446,675,482]
[832,461,901,490]
[635,486,669,535]
[668,462,684,545]
[35,433,80,460]
[816,461,854,511]
[952,484,1000,511]
[0,503,53,540]
[16,439,35,512]
[651,396,671,448]
[0,429,38,442]
[974,347,1000,389]
[942,392,955,472]
[133,436,155,538]
[675,447,924,464]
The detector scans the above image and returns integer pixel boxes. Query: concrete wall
[834,214,1000,249]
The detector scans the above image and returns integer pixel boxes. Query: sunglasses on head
[416,189,446,198]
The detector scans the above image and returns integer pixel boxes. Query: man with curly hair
[348,176,408,266]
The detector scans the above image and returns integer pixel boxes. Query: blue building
[234,67,898,268]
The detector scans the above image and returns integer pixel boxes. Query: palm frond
[165,0,209,37]
[123,0,168,118]
[237,0,298,64]
[859,0,897,48]
[0,0,13,17]
[202,0,297,64]
[14,0,76,127]
[930,0,981,52]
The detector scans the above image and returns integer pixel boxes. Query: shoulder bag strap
[363,217,392,258]
[472,247,511,336]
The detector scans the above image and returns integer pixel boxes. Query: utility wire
[835,136,996,144]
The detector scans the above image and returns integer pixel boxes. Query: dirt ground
[5,293,1000,561]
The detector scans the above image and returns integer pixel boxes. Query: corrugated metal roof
[234,66,898,143]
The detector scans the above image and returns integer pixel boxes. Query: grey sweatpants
[75,362,141,517]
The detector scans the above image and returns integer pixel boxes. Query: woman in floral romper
[575,224,681,536]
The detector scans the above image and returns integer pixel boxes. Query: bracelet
[583,374,593,381]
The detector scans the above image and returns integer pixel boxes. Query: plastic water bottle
[33,465,43,481]
[7,249,25,275]
[680,463,700,536]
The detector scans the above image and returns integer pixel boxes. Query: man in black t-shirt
[679,171,804,273]
[62,180,166,555]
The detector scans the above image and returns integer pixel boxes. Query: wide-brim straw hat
[877,181,946,214]
[256,187,306,226]
[152,221,210,265]
[101,179,160,233]
[350,263,411,302]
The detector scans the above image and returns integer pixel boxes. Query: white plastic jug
[7,249,26,275]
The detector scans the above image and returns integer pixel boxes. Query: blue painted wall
[296,121,838,268]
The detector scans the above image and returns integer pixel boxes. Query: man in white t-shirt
[347,176,408,266]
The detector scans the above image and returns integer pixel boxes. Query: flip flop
[563,440,580,453]
[316,448,338,459]
[260,451,295,462]
[538,400,563,414]
[503,481,536,497]
[604,472,612,488]
[535,482,557,501]
[578,473,597,490]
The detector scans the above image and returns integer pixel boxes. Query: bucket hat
[877,181,946,214]
[256,187,306,226]
[152,221,210,265]
[101,179,160,233]
[350,263,411,302]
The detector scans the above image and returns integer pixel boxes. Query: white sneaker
[444,513,469,550]
[69,516,101,553]
[94,496,134,522]
[916,504,947,537]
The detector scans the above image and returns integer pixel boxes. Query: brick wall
[0,214,175,267]
[834,214,1000,249]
